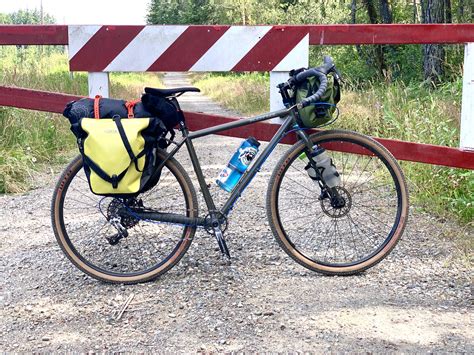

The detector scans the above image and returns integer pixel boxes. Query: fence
[0,24,473,170]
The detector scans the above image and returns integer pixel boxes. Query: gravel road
[0,73,472,352]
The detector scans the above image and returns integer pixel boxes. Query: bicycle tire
[51,152,198,284]
[266,130,409,275]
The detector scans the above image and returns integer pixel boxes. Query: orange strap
[93,95,102,119]
[125,99,141,119]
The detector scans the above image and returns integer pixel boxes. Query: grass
[192,72,473,224]
[0,47,163,193]
[191,72,269,115]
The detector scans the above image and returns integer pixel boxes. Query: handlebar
[291,55,339,109]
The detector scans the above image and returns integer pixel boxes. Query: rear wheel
[51,152,198,284]
[267,130,409,275]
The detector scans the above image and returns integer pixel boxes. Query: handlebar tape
[295,55,334,108]
[299,74,328,108]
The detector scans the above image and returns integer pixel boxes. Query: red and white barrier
[68,25,309,72]
[68,25,309,110]
[0,24,473,164]
[1,85,472,169]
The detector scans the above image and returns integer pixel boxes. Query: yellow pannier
[80,117,151,195]
[64,95,170,196]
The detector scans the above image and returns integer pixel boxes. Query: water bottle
[217,137,260,192]
[304,146,341,188]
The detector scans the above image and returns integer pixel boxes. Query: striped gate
[68,25,309,111]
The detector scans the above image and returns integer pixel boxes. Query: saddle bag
[63,95,177,196]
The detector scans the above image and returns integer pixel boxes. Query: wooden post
[88,72,110,98]
[460,43,474,150]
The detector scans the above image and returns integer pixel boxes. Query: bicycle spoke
[352,205,395,231]
[278,186,316,201]
[281,173,320,196]
[68,186,100,205]
[347,213,379,248]
[350,156,373,190]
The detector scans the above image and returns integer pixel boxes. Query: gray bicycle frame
[136,105,314,226]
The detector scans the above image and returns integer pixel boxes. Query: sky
[0,0,150,24]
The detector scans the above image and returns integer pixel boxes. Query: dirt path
[0,74,471,352]
[162,72,240,116]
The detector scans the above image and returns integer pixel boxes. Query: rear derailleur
[105,198,141,245]
[107,217,129,245]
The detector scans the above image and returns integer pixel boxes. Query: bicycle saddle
[144,86,200,97]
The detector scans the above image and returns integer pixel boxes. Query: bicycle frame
[132,105,314,227]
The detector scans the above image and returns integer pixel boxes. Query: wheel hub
[320,186,352,218]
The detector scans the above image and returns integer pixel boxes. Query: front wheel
[267,130,409,275]
[51,152,198,284]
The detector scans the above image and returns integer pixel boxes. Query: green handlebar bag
[295,74,341,128]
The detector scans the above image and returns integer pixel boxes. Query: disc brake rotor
[320,186,352,218]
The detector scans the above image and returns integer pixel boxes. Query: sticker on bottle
[238,147,258,166]
[218,167,232,183]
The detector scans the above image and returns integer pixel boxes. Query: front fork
[296,129,344,205]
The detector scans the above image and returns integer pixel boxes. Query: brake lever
[332,67,344,84]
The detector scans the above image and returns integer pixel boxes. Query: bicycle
[51,57,409,284]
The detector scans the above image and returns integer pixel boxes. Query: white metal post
[88,72,110,98]
[270,71,291,112]
[460,43,474,150]
[269,34,309,123]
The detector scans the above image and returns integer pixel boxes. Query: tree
[380,0,393,23]
[360,0,399,79]
[445,0,452,22]
[7,9,55,24]
[147,0,217,24]
[421,0,445,85]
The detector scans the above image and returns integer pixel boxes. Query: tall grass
[337,81,472,223]
[0,47,163,193]
[193,73,473,223]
